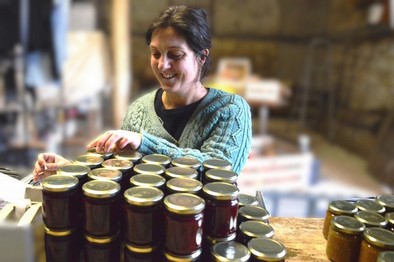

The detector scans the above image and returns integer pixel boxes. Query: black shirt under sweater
[154,89,203,141]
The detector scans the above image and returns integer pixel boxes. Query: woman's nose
[158,56,170,70]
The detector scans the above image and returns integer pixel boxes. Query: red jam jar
[165,166,199,181]
[82,180,121,237]
[356,199,386,214]
[354,210,388,228]
[322,200,358,239]
[102,158,133,190]
[211,241,250,262]
[202,182,239,239]
[87,146,114,160]
[166,177,203,195]
[74,154,104,170]
[238,193,258,207]
[84,233,120,262]
[124,243,160,262]
[163,193,205,257]
[123,186,164,247]
[237,220,274,245]
[114,148,143,164]
[238,205,271,225]
[133,163,166,176]
[203,168,238,185]
[44,227,81,262]
[247,237,287,262]
[171,156,202,180]
[130,174,166,190]
[142,154,171,168]
[42,175,79,230]
[376,195,394,214]
[359,227,394,262]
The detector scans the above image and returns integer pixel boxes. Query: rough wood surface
[270,217,329,261]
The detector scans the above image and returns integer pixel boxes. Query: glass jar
[165,166,199,181]
[378,251,394,262]
[322,200,358,239]
[171,156,201,181]
[238,193,258,207]
[124,243,160,262]
[358,227,394,262]
[74,154,104,170]
[142,154,171,167]
[237,220,274,245]
[87,146,114,160]
[354,210,387,228]
[247,237,287,262]
[130,174,166,190]
[164,249,201,262]
[114,149,143,164]
[385,212,394,231]
[238,205,270,225]
[82,180,121,237]
[202,182,239,239]
[326,215,365,262]
[134,163,166,176]
[84,233,120,262]
[202,159,232,173]
[57,163,90,186]
[166,177,203,195]
[211,241,250,262]
[123,186,164,247]
[203,168,238,185]
[44,227,81,262]
[376,195,394,214]
[163,193,205,257]
[356,199,386,215]
[102,158,133,191]
[42,175,79,230]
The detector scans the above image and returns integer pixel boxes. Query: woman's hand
[33,153,72,182]
[86,130,142,153]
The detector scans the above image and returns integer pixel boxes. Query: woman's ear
[199,49,209,63]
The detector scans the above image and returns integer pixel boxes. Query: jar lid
[166,177,203,194]
[331,215,365,235]
[125,243,155,254]
[57,164,90,178]
[82,180,120,198]
[328,200,358,215]
[202,182,239,200]
[385,212,394,224]
[211,241,250,262]
[42,175,78,192]
[114,149,143,163]
[378,251,394,262]
[238,194,258,207]
[239,220,274,238]
[354,210,387,228]
[88,167,122,182]
[130,174,166,188]
[133,163,165,176]
[124,186,164,206]
[102,158,133,171]
[74,154,103,167]
[363,227,394,248]
[238,205,271,221]
[141,154,171,166]
[171,157,201,169]
[356,199,385,214]
[205,168,238,183]
[376,195,394,210]
[164,249,201,261]
[45,227,74,237]
[247,238,287,261]
[87,147,114,159]
[85,232,119,244]
[202,158,232,170]
[164,193,205,214]
[206,233,237,245]
[165,166,198,180]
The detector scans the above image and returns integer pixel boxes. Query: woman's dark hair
[146,5,212,80]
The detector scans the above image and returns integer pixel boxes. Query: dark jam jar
[322,200,358,239]
[166,177,203,195]
[82,180,121,237]
[124,244,160,262]
[142,154,171,168]
[165,166,199,181]
[114,149,143,164]
[211,241,250,262]
[356,199,386,215]
[238,193,258,207]
[87,146,114,160]
[74,154,104,170]
[123,186,164,247]
[84,233,120,262]
[377,195,394,214]
[130,174,166,190]
[386,212,394,232]
[171,157,201,170]
[238,205,270,225]
[247,237,287,262]
[378,251,394,262]
[57,163,90,186]
[202,182,239,239]
[134,163,166,176]
[203,168,238,185]
[164,249,201,262]
[44,227,81,262]
[358,227,394,262]
[102,158,133,191]
[202,159,232,173]
[163,193,205,257]
[326,215,365,262]
[42,175,79,230]
[237,220,274,245]
[354,210,388,228]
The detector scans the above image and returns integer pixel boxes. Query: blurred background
[1,0,393,217]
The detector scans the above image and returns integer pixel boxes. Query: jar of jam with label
[130,174,166,190]
[326,215,365,262]
[134,163,166,176]
[166,177,203,195]
[377,195,394,214]
[238,193,258,207]
[42,175,80,230]
[238,205,270,225]
[358,227,394,262]
[356,199,386,214]
[237,220,274,245]
[75,154,104,170]
[87,146,114,160]
[323,200,358,239]
[354,210,388,228]
[203,168,238,185]
[248,237,287,262]
[82,180,121,237]
[102,158,133,190]
[211,241,250,262]
[44,227,81,262]
[124,243,160,262]
[123,186,164,247]
[202,182,239,239]
[84,233,120,262]
[378,251,394,262]
[386,212,394,232]
[163,193,205,257]
[142,154,171,167]
[115,149,143,164]
[165,166,199,181]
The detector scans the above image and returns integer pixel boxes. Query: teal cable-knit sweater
[121,88,252,174]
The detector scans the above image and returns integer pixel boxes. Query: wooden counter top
[270,217,328,261]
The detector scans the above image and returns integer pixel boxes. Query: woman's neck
[162,83,207,109]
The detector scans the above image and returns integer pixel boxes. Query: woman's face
[150,27,201,94]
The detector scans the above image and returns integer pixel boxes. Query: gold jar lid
[376,195,394,211]
[45,227,74,237]
[211,241,250,262]
[202,158,232,171]
[87,147,114,159]
[205,168,238,184]
[378,251,394,262]
[141,154,171,166]
[114,149,143,163]
[356,199,386,214]
[88,167,122,182]
[206,233,237,245]
[166,177,203,194]
[328,200,358,215]
[239,220,274,238]
[102,158,133,172]
[171,157,201,169]
[165,166,198,180]
[42,175,79,192]
[133,163,165,176]
[57,164,90,179]
[85,232,119,244]
[354,210,387,228]
[331,215,365,235]
[238,194,258,207]
[74,154,104,168]
[239,205,270,221]
[164,193,205,215]
[130,174,166,188]
[82,180,120,198]
[125,243,155,254]
[124,186,164,206]
[202,182,239,200]
[363,227,394,248]
[247,238,287,261]
[164,249,201,261]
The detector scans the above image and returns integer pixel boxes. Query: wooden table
[270,217,328,261]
